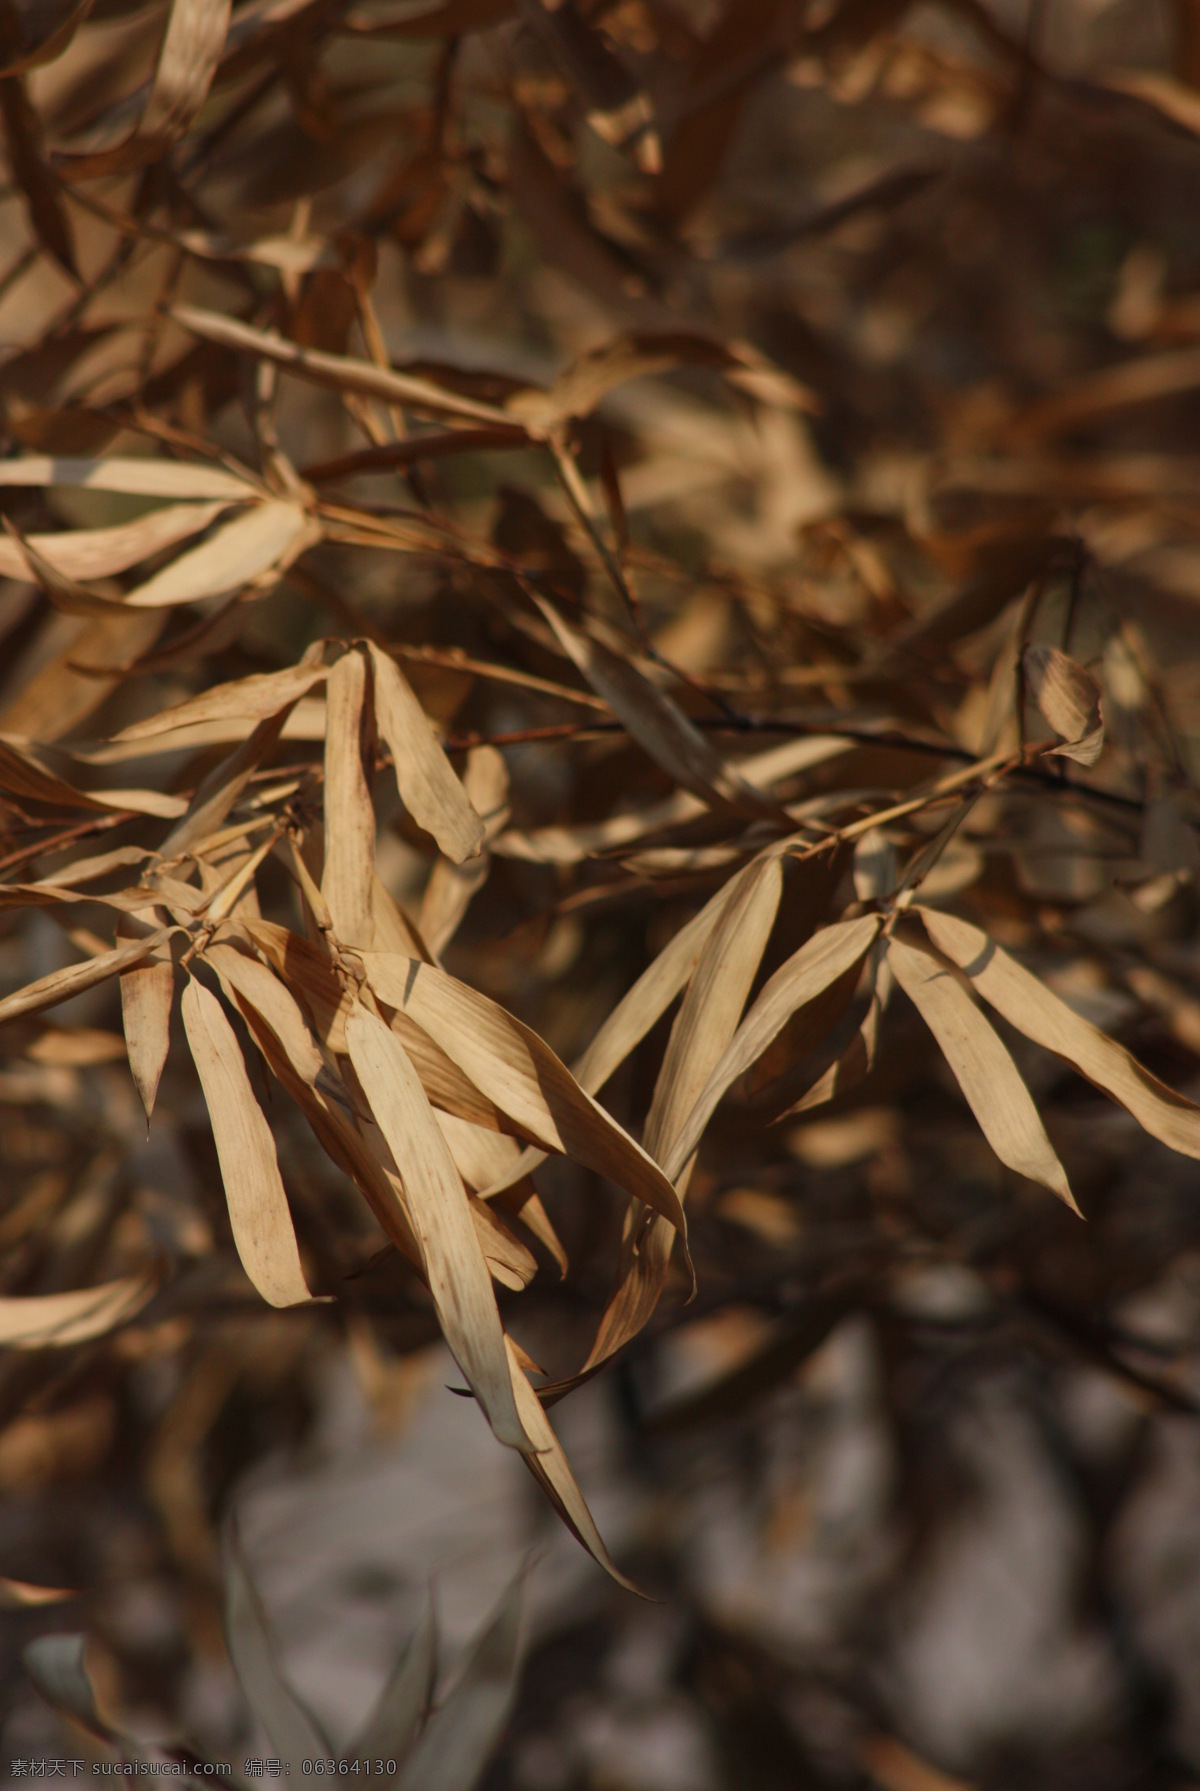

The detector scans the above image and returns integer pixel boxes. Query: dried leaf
[920,907,1200,1161]
[0,456,258,500]
[123,502,315,608]
[0,927,173,1028]
[322,649,376,948]
[1023,644,1104,764]
[534,598,787,822]
[369,643,484,863]
[345,1002,536,1450]
[0,1271,159,1347]
[181,976,317,1308]
[887,934,1078,1212]
[173,306,520,429]
[361,952,691,1254]
[119,913,174,1123]
[661,916,884,1184]
[113,662,327,742]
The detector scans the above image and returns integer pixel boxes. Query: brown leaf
[361,951,692,1256]
[887,934,1078,1212]
[0,1272,159,1347]
[419,744,508,954]
[658,916,883,1184]
[322,649,376,949]
[344,1002,536,1450]
[533,599,788,823]
[181,976,317,1308]
[118,912,174,1124]
[0,74,76,277]
[173,307,520,430]
[1023,644,1104,764]
[920,907,1200,1161]
[0,928,173,1028]
[368,643,484,863]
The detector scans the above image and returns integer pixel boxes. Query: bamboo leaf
[0,1271,159,1347]
[348,1600,436,1766]
[394,1569,526,1791]
[360,952,691,1255]
[225,1529,331,1767]
[887,934,1079,1212]
[920,906,1200,1161]
[322,649,376,948]
[344,1003,536,1451]
[368,643,484,864]
[661,916,884,1184]
[181,977,317,1308]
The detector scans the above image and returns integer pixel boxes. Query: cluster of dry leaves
[5,0,1200,1779]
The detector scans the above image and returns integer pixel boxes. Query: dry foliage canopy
[6,0,1200,1778]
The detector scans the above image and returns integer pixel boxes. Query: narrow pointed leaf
[921,906,1200,1160]
[349,1600,436,1765]
[344,1003,535,1451]
[361,953,690,1253]
[369,643,484,863]
[323,650,376,948]
[661,916,883,1184]
[0,1272,158,1347]
[182,978,317,1307]
[887,935,1078,1212]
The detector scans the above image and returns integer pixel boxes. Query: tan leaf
[0,1272,159,1347]
[0,503,226,588]
[123,502,315,608]
[661,916,884,1184]
[368,643,484,863]
[173,307,519,430]
[0,457,257,501]
[360,952,691,1255]
[646,853,785,1175]
[0,1577,75,1607]
[203,942,424,1272]
[1023,644,1104,764]
[344,1003,535,1451]
[322,650,376,949]
[112,663,327,743]
[119,913,174,1124]
[495,734,852,864]
[920,906,1200,1161]
[419,744,509,954]
[504,1337,641,1592]
[58,0,233,176]
[0,928,173,1028]
[887,935,1078,1212]
[582,852,785,1373]
[181,977,317,1308]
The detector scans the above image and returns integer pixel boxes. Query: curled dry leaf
[1023,644,1105,765]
